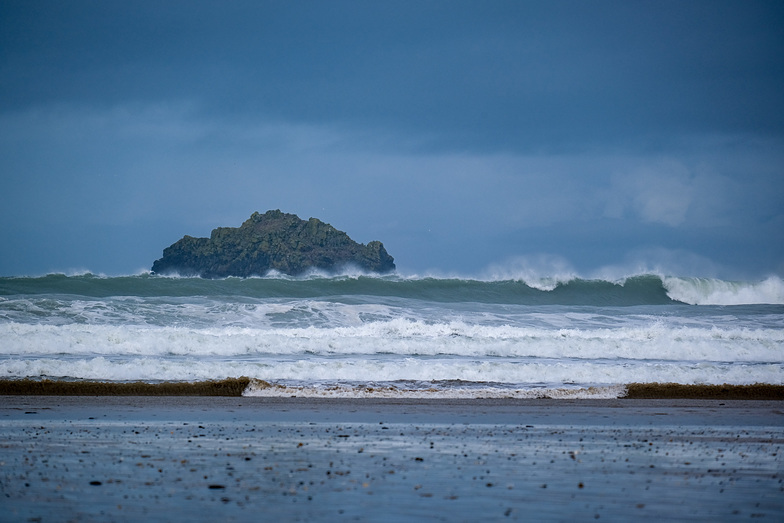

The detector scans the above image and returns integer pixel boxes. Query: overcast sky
[1,0,782,279]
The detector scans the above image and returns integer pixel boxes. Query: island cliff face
[151,210,395,278]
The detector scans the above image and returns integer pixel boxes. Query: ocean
[1,272,782,399]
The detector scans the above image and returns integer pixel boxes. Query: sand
[2,397,782,521]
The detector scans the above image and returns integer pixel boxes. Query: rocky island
[151,210,395,277]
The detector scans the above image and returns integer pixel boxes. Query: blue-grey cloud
[0,1,782,277]
[3,1,782,151]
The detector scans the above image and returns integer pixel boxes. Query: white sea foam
[2,271,782,391]
[663,276,784,305]
[242,381,628,399]
[2,356,780,390]
[2,321,782,363]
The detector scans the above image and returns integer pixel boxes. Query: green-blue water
[1,272,782,397]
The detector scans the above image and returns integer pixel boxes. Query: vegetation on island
[151,210,395,278]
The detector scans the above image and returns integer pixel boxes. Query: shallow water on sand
[2,398,782,521]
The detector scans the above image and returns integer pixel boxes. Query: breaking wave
[2,270,781,390]
[2,272,782,306]
[662,276,784,305]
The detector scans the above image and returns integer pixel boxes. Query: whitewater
[1,272,782,398]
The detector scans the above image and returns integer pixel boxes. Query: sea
[1,271,782,399]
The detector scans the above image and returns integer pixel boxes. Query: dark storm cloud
[0,1,782,277]
[2,1,782,152]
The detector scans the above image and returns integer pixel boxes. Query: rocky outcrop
[151,210,395,277]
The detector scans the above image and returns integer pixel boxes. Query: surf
[4,271,782,305]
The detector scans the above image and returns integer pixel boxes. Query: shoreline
[2,395,782,520]
[4,395,784,428]
[1,378,783,400]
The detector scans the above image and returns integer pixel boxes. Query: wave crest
[3,271,783,305]
[480,254,578,291]
[663,276,784,305]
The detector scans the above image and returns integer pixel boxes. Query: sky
[1,0,783,279]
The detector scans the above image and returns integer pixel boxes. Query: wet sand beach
[2,397,783,521]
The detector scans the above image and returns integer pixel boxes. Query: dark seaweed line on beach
[623,382,784,400]
[0,377,251,396]
[0,378,782,399]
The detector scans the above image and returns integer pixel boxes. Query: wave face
[1,273,782,397]
[3,272,783,305]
